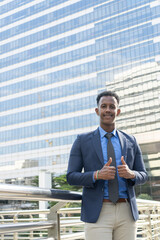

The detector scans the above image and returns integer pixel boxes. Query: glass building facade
[108,62,160,200]
[0,0,160,199]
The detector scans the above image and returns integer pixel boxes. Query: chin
[103,121,112,125]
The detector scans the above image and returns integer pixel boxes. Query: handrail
[136,198,160,205]
[0,209,49,215]
[0,221,55,234]
[0,183,159,240]
[0,183,82,201]
[0,183,82,239]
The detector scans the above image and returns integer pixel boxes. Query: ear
[95,107,99,116]
[116,108,121,116]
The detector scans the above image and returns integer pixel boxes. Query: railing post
[145,209,152,240]
[157,208,160,240]
[13,213,18,240]
[152,206,160,240]
[0,215,4,240]
[29,214,34,239]
[47,202,66,240]
[57,213,61,240]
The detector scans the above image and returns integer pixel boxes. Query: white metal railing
[0,184,160,240]
[136,199,160,240]
[0,183,82,240]
[0,183,82,202]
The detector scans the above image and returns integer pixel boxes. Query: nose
[105,106,111,112]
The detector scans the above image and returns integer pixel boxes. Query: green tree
[52,173,82,191]
[31,174,82,208]
[137,193,153,200]
[31,176,39,187]
[49,173,82,208]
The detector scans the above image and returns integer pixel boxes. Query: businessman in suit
[67,90,148,240]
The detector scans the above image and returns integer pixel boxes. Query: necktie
[105,133,119,204]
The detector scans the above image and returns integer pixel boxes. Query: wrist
[94,170,100,180]
[97,170,102,180]
[130,170,135,179]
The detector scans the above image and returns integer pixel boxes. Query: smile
[104,115,112,117]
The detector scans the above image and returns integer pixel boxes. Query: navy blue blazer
[67,128,148,223]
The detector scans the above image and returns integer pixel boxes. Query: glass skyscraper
[0,0,160,199]
[108,62,160,200]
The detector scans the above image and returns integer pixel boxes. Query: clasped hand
[98,156,135,180]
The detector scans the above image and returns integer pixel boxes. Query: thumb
[105,157,112,166]
[121,156,126,165]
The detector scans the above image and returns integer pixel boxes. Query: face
[95,95,120,131]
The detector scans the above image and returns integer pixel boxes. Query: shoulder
[78,129,97,139]
[76,128,99,142]
[117,130,137,144]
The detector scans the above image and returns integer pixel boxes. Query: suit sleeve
[67,135,95,188]
[127,137,148,186]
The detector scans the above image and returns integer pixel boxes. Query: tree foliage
[52,173,82,192]
[31,173,82,208]
[49,173,82,208]
[137,193,153,200]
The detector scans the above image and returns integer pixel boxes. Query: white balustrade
[0,184,159,240]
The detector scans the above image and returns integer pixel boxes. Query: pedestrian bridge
[0,184,159,240]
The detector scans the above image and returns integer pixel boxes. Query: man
[67,91,148,240]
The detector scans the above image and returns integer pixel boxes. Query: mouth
[104,114,112,118]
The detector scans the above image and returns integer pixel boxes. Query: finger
[118,168,124,174]
[108,166,116,172]
[118,165,126,171]
[121,156,126,165]
[105,157,112,166]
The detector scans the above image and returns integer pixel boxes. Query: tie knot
[105,133,113,139]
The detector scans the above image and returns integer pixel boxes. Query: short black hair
[96,91,120,105]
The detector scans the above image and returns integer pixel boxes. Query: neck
[100,124,115,133]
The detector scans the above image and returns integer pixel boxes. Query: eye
[101,105,106,108]
[110,105,115,109]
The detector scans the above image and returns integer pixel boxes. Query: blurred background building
[0,0,160,204]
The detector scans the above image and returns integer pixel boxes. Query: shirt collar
[99,126,117,138]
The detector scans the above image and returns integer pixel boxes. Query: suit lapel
[92,129,129,165]
[92,128,104,165]
[117,130,128,163]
